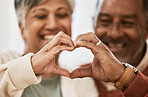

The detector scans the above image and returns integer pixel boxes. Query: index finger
[42,31,74,51]
[74,32,99,44]
[70,67,92,79]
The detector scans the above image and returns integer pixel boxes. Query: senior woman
[0,0,100,97]
[0,0,75,97]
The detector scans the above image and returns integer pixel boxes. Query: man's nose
[108,22,123,39]
[45,15,59,31]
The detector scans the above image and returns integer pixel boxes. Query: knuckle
[88,32,93,34]
[56,45,61,50]
[60,70,64,75]
[85,41,88,44]
[59,31,63,34]
[59,31,65,36]
[78,69,84,76]
[90,33,94,37]
[57,32,63,38]
[57,37,62,43]
[77,34,82,38]
[88,32,93,36]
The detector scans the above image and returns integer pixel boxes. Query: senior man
[71,0,148,97]
[0,0,147,97]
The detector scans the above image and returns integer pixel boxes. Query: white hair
[15,0,75,24]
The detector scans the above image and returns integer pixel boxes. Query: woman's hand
[31,31,75,77]
[71,32,125,82]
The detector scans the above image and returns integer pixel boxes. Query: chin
[116,55,132,63]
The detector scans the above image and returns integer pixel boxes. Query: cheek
[95,27,108,38]
[26,21,43,38]
[60,19,71,36]
[124,28,143,43]
[24,21,45,49]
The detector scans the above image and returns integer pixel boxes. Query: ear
[19,23,26,42]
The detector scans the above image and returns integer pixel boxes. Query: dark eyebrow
[99,13,138,19]
[99,13,111,17]
[122,14,138,19]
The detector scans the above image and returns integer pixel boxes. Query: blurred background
[0,0,98,70]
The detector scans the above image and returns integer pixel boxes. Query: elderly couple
[0,0,148,97]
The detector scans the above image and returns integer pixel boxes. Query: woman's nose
[45,15,59,31]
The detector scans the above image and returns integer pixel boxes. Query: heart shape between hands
[33,32,105,79]
[55,32,99,78]
[59,47,93,72]
[46,32,122,82]
[32,31,97,78]
[58,45,94,78]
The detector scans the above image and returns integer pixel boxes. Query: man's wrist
[114,63,138,91]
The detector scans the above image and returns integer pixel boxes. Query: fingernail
[74,42,77,46]
[71,46,75,49]
[59,31,65,34]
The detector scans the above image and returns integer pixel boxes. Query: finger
[41,45,75,65]
[70,67,92,79]
[52,45,75,54]
[75,40,98,50]
[74,33,91,42]
[52,66,70,77]
[42,33,74,52]
[74,41,108,57]
[58,37,74,47]
[80,63,91,68]
[60,31,72,41]
[40,32,63,50]
[74,34,82,42]
[46,45,75,60]
[53,31,74,47]
[74,32,99,44]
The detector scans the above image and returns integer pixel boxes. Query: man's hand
[71,32,125,82]
[31,31,75,77]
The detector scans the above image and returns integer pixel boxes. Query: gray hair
[15,0,74,24]
[93,0,148,27]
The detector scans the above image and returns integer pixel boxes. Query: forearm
[0,53,42,97]
[123,71,148,97]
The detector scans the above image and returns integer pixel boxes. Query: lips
[43,35,55,40]
[40,34,55,40]
[108,43,124,48]
[107,43,126,53]
[40,34,56,45]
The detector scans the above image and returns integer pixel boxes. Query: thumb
[52,67,70,78]
[70,67,92,79]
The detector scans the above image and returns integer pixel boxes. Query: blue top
[22,75,62,97]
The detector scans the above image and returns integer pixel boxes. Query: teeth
[44,35,55,40]
[108,43,123,48]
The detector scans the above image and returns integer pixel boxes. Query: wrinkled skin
[71,32,124,82]
[19,0,73,77]
[95,0,148,67]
